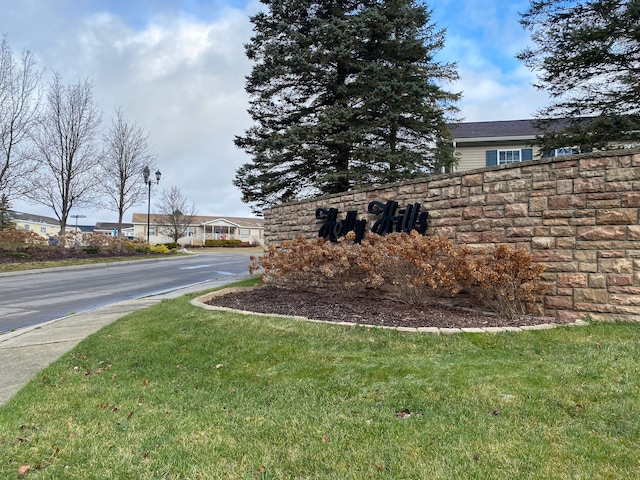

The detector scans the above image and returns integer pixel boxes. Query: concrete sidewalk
[0,276,249,406]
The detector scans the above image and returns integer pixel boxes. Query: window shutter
[486,150,498,166]
[522,148,533,161]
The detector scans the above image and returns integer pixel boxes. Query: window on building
[499,149,521,164]
[149,227,156,236]
[40,226,47,234]
[23,224,30,231]
[486,148,533,167]
[185,227,194,237]
[553,147,580,157]
[240,228,249,236]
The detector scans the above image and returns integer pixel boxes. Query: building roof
[94,222,133,231]
[10,211,60,226]
[448,118,572,141]
[131,213,264,228]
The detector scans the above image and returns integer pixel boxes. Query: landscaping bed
[205,286,566,329]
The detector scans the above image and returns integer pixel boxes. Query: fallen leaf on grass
[322,435,329,443]
[18,465,30,477]
[216,364,224,369]
[143,378,149,386]
[395,409,411,419]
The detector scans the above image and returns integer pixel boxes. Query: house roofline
[454,135,537,143]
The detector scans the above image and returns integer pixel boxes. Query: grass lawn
[1,280,639,479]
[0,247,263,274]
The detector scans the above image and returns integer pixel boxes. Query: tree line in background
[0,34,196,244]
[235,0,639,214]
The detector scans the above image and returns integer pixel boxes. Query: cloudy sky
[4,0,550,224]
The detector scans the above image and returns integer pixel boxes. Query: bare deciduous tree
[0,35,41,200]
[26,73,102,243]
[156,186,197,244]
[100,107,156,236]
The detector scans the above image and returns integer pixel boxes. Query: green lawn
[1,281,639,479]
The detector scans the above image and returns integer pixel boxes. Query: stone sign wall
[263,149,640,322]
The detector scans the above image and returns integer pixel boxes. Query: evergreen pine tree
[234,0,459,213]
[518,0,640,152]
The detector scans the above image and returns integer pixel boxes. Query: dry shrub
[251,235,384,295]
[83,233,118,252]
[463,244,547,318]
[252,234,547,317]
[0,227,48,250]
[380,232,469,305]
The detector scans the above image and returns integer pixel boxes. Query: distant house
[10,211,60,238]
[130,213,265,246]
[448,119,579,172]
[94,222,134,237]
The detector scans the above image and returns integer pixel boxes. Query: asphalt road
[0,253,255,333]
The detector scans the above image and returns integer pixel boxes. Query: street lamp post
[143,166,162,244]
[70,214,86,246]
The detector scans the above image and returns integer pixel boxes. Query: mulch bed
[206,287,563,329]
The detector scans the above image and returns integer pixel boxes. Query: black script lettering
[317,207,367,243]
[316,207,339,242]
[369,200,398,235]
[415,211,429,234]
[396,203,429,234]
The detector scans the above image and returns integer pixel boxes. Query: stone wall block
[532,237,555,249]
[598,249,625,258]
[486,193,516,205]
[533,180,556,190]
[505,203,528,217]
[589,274,607,288]
[622,193,640,207]
[506,227,534,238]
[546,296,573,309]
[484,168,522,183]
[574,288,608,304]
[577,226,627,241]
[529,197,548,212]
[580,157,618,169]
[557,237,576,249]
[607,167,640,182]
[574,177,605,193]
[608,274,633,287]
[531,250,574,263]
[461,173,483,186]
[596,209,638,225]
[462,206,483,219]
[556,179,573,194]
[599,258,633,273]
[558,273,588,287]
[610,294,640,306]
[548,195,586,209]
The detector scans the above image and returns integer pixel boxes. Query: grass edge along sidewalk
[0,278,639,479]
